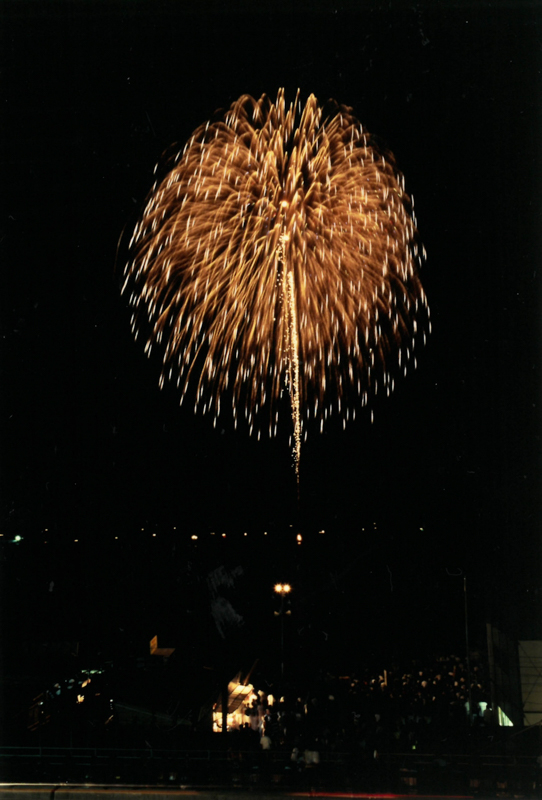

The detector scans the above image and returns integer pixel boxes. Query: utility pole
[274,583,292,681]
[464,576,473,722]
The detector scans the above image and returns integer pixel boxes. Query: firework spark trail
[123,89,430,473]
[286,270,301,479]
[277,232,301,480]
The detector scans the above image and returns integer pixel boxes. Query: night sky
[1,0,541,690]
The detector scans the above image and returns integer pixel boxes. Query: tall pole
[464,575,473,722]
[486,622,498,725]
[274,583,291,685]
[280,597,285,680]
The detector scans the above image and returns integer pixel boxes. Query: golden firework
[123,89,429,472]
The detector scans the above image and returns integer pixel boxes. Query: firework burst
[123,89,430,473]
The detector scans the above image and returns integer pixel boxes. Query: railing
[0,745,540,795]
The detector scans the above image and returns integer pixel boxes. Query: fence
[0,745,540,795]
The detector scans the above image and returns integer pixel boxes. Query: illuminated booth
[212,677,259,733]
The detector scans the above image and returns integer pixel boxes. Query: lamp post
[464,575,473,722]
[274,583,292,680]
[447,568,474,724]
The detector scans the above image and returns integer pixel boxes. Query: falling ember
[122,89,429,474]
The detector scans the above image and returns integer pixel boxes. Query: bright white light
[498,706,514,727]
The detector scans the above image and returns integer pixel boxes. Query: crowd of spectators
[229,652,492,759]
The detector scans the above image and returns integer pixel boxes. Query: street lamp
[464,576,473,722]
[274,584,292,680]
[447,568,474,723]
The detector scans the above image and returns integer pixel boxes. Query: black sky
[1,0,541,672]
